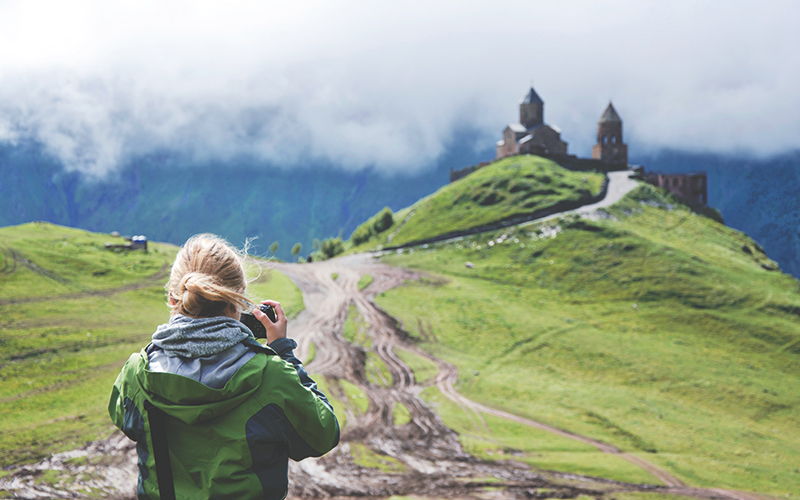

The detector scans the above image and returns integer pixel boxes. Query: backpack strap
[144,400,177,500]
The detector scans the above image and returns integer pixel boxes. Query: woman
[109,234,339,500]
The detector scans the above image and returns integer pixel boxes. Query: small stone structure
[105,235,148,252]
[644,172,708,205]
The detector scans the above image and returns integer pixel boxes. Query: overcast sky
[0,0,797,176]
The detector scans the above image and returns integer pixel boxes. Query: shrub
[350,207,394,245]
[320,237,345,259]
[373,207,394,233]
[351,225,374,246]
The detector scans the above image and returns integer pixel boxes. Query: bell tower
[519,86,544,129]
[592,102,628,164]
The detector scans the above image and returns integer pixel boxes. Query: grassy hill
[0,223,303,466]
[374,182,800,498]
[347,155,605,251]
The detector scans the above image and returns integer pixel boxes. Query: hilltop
[347,155,606,251]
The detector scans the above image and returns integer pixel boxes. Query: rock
[465,262,474,268]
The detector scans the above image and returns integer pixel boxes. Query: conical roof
[599,102,621,123]
[520,87,543,104]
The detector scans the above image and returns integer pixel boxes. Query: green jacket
[109,337,339,500]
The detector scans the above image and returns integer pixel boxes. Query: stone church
[495,87,568,159]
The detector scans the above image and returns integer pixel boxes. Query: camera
[240,304,277,339]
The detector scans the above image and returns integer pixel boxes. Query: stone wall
[644,172,708,205]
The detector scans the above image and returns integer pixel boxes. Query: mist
[0,0,797,177]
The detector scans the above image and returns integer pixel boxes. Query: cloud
[0,0,798,176]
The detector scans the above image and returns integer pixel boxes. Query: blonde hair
[166,234,251,318]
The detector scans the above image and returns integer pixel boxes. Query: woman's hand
[254,300,287,344]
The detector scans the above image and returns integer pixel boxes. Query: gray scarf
[152,314,252,358]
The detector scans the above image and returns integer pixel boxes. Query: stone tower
[519,87,544,129]
[591,102,628,164]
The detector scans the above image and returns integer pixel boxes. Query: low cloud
[0,0,797,176]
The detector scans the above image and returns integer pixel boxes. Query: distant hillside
[348,156,605,250]
[376,182,800,498]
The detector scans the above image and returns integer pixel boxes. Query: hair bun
[166,234,250,318]
[179,271,206,291]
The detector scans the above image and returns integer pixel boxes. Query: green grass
[357,274,373,290]
[392,401,411,426]
[347,155,605,251]
[305,341,316,364]
[349,442,406,473]
[394,347,438,384]
[419,386,658,484]
[340,379,370,414]
[312,377,371,432]
[313,375,348,430]
[0,222,304,466]
[374,185,800,498]
[343,304,370,347]
[365,351,392,387]
[247,266,305,318]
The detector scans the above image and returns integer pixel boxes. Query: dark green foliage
[291,242,302,256]
[350,225,373,246]
[320,236,344,259]
[374,207,394,232]
[350,207,394,245]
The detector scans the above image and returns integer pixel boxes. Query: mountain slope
[374,183,800,498]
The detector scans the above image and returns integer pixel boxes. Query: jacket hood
[133,339,272,425]
[151,314,253,359]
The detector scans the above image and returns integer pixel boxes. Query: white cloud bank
[0,0,798,176]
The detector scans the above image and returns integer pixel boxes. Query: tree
[269,241,279,256]
[291,242,302,256]
[320,237,344,259]
[373,207,394,233]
